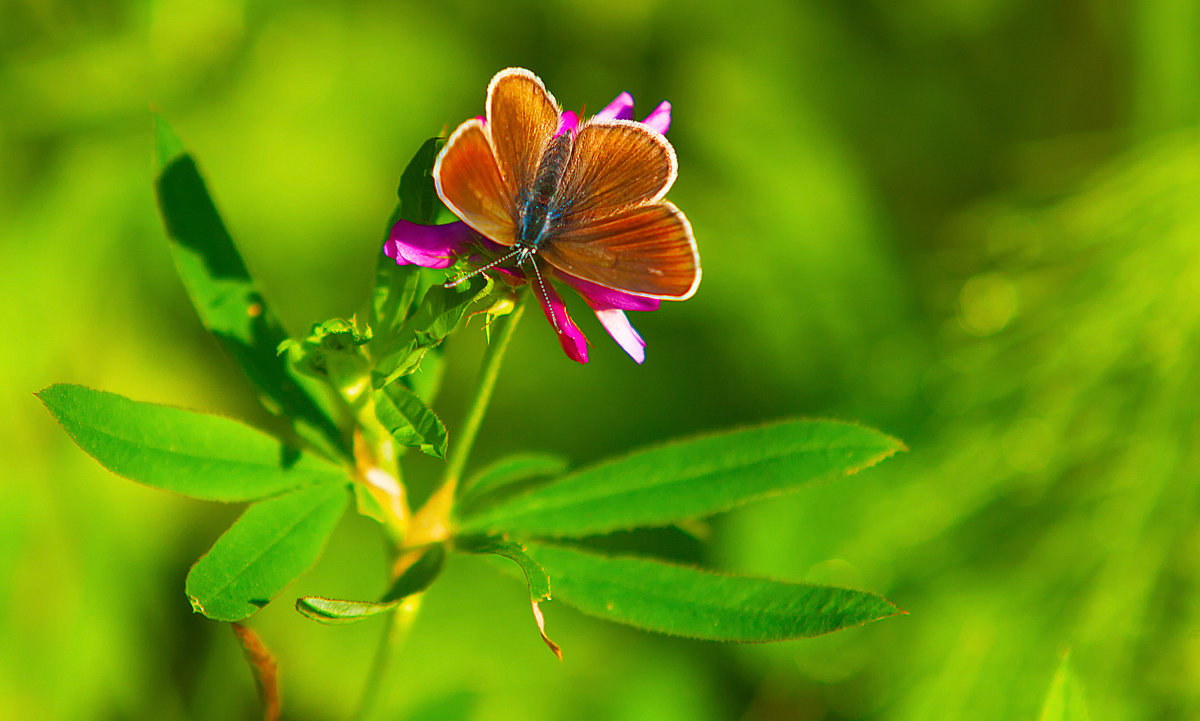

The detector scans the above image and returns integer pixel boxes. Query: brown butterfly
[433,68,700,311]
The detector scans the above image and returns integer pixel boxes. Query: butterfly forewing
[540,201,700,299]
[434,119,517,246]
[551,120,677,226]
[487,68,560,198]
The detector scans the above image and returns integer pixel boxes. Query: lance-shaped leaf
[38,384,347,502]
[154,117,344,458]
[525,543,902,641]
[456,453,569,515]
[296,543,446,625]
[371,137,445,338]
[372,275,492,387]
[1038,653,1091,721]
[457,536,560,659]
[186,482,349,622]
[456,536,551,602]
[374,384,448,459]
[458,420,904,538]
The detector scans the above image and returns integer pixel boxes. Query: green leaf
[38,384,347,502]
[279,317,372,391]
[456,536,551,601]
[397,137,447,225]
[186,482,349,621]
[372,275,492,387]
[456,535,561,659]
[371,137,446,339]
[374,384,448,459]
[153,116,345,458]
[457,420,904,538]
[525,543,902,641]
[381,543,448,601]
[456,452,569,516]
[295,596,403,625]
[1038,653,1091,721]
[401,343,446,403]
[296,543,446,624]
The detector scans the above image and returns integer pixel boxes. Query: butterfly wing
[552,120,677,225]
[487,68,561,200]
[540,119,699,299]
[434,68,562,247]
[539,201,700,299]
[434,119,516,245]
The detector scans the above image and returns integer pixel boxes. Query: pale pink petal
[641,101,671,135]
[595,91,635,122]
[594,309,646,364]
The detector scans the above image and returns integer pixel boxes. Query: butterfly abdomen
[517,131,574,248]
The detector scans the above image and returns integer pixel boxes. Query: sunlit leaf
[153,117,345,458]
[456,453,569,514]
[526,543,901,641]
[38,384,346,502]
[295,596,403,624]
[371,275,492,387]
[381,543,448,601]
[456,535,551,601]
[398,136,447,226]
[186,482,349,622]
[296,544,445,624]
[371,137,444,337]
[457,535,559,658]
[374,384,448,459]
[458,420,904,537]
[1038,653,1090,721]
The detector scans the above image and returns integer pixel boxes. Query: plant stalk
[445,294,527,496]
[351,294,525,720]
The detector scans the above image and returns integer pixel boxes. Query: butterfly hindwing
[540,201,700,299]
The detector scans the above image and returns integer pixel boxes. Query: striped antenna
[528,257,560,332]
[443,247,524,288]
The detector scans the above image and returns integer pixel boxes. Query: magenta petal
[555,271,661,312]
[556,110,579,137]
[595,309,646,364]
[385,220,474,269]
[533,279,589,363]
[595,91,635,122]
[641,101,671,135]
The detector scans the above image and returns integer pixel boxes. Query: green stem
[350,595,423,721]
[350,296,525,720]
[441,294,527,498]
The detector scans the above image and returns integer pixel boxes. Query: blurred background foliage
[3,0,1198,719]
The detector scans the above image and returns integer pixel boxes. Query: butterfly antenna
[528,258,560,332]
[443,247,523,288]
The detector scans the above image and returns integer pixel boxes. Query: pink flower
[384,91,675,365]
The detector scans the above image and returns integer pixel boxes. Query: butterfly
[432,68,700,316]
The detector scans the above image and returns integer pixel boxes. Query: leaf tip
[187,594,207,615]
[531,601,563,662]
[153,114,187,172]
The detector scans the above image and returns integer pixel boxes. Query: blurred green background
[4,0,1199,719]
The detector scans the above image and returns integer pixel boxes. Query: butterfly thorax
[516,131,573,254]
